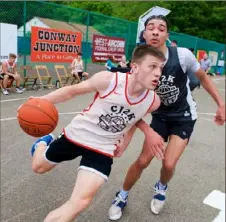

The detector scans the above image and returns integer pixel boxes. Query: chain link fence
[0,0,225,79]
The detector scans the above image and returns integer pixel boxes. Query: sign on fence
[0,23,17,62]
[31,27,82,63]
[92,35,126,63]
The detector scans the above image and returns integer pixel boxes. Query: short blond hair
[9,53,17,59]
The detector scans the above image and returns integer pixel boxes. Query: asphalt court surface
[1,76,225,222]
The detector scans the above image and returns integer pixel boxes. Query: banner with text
[92,35,125,62]
[31,27,82,63]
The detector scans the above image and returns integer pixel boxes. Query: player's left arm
[185,49,225,125]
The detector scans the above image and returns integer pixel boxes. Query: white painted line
[0,117,17,121]
[0,97,29,103]
[58,112,81,115]
[203,190,225,222]
[199,117,213,122]
[0,111,81,122]
[198,112,215,116]
[213,78,225,81]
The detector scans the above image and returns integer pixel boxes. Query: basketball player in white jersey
[28,45,166,222]
[108,15,225,220]
[1,53,23,95]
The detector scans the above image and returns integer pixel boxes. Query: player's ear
[131,62,138,74]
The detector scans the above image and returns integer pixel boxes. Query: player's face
[143,19,169,48]
[133,55,164,90]
[8,57,16,64]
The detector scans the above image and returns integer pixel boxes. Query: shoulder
[177,47,194,58]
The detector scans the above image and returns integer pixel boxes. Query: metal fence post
[126,23,131,59]
[84,12,90,73]
[23,0,27,77]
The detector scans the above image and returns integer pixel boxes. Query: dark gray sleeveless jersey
[152,46,200,121]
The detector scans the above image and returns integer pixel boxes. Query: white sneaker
[16,88,23,94]
[150,181,168,215]
[108,192,128,221]
[2,89,9,95]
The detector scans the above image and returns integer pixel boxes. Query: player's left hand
[214,104,225,125]
[114,138,125,157]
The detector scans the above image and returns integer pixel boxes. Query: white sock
[119,189,129,199]
[158,181,167,190]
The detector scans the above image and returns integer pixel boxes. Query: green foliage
[56,1,225,43]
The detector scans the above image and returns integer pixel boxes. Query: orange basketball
[17,98,58,137]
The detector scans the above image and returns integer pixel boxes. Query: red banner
[31,27,82,63]
[92,35,126,63]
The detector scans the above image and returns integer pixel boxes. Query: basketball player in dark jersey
[108,15,225,220]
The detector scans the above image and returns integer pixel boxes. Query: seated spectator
[170,40,178,47]
[0,62,3,88]
[200,53,212,75]
[187,48,200,90]
[118,55,128,68]
[71,52,89,80]
[105,55,116,71]
[1,53,23,95]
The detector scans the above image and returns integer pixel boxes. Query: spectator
[187,48,200,90]
[0,62,3,88]
[200,53,212,74]
[105,55,116,71]
[71,52,89,80]
[1,53,23,95]
[170,40,178,47]
[118,55,128,68]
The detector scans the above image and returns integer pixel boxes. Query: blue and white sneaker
[150,181,168,215]
[108,192,128,220]
[31,134,55,156]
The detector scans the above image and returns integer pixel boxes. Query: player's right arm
[40,71,114,104]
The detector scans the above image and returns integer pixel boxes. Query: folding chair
[35,65,53,89]
[54,65,70,87]
[20,66,38,89]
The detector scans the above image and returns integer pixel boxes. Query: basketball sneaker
[31,134,55,156]
[150,181,168,215]
[108,192,128,220]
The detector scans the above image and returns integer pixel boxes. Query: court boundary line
[0,111,81,122]
[1,111,215,122]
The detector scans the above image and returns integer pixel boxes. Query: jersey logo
[156,75,180,106]
[98,105,136,133]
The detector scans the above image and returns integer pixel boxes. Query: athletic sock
[158,181,167,190]
[119,189,129,199]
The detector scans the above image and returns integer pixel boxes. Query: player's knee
[162,160,176,172]
[3,75,9,80]
[32,161,49,174]
[136,157,151,169]
[69,196,92,211]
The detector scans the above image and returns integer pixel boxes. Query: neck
[127,74,146,97]
[158,44,167,55]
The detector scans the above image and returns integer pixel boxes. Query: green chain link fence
[0,0,225,80]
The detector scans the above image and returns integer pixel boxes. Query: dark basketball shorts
[44,133,113,181]
[150,115,196,142]
[72,72,84,78]
[0,73,15,80]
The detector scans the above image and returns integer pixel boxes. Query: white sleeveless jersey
[64,72,156,157]
[4,60,16,73]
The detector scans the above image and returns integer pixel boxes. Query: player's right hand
[144,128,165,160]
